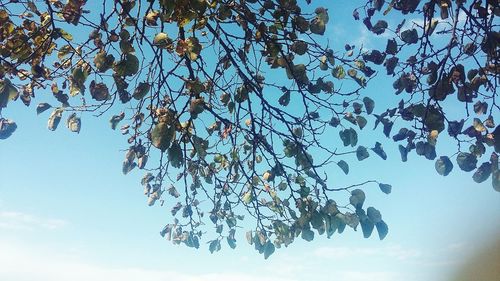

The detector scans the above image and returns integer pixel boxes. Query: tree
[0,0,498,258]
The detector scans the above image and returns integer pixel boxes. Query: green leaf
[339,128,358,147]
[89,81,110,101]
[150,122,175,151]
[36,103,52,115]
[301,228,315,242]
[356,116,367,129]
[371,20,388,35]
[350,189,365,209]
[242,191,253,204]
[57,28,73,41]
[337,160,349,175]
[360,218,375,238]
[378,183,392,194]
[386,38,398,55]
[263,241,275,259]
[208,239,221,253]
[122,160,136,175]
[456,152,477,172]
[435,156,453,176]
[376,220,389,240]
[401,29,418,44]
[291,40,308,55]
[278,91,290,106]
[133,82,150,100]
[114,53,139,77]
[367,207,382,223]
[356,146,370,161]
[0,78,19,109]
[363,97,375,114]
[0,118,17,140]
[492,169,499,192]
[310,7,328,35]
[168,141,184,168]
[473,162,492,183]
[372,142,387,160]
[332,65,346,79]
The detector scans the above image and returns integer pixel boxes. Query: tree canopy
[0,0,498,258]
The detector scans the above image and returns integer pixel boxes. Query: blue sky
[1,1,499,281]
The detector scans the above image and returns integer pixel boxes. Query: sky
[1,1,499,281]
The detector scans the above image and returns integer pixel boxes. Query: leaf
[57,28,73,41]
[291,40,308,55]
[110,112,125,130]
[47,108,64,131]
[493,169,500,192]
[456,152,478,172]
[376,220,389,240]
[341,212,360,229]
[356,146,369,161]
[66,113,81,133]
[372,142,387,160]
[360,219,375,238]
[186,37,202,61]
[278,91,290,106]
[339,128,358,147]
[337,160,349,175]
[153,32,171,47]
[208,239,221,254]
[332,65,346,79]
[0,78,19,109]
[310,7,329,35]
[94,51,115,72]
[401,29,418,44]
[386,38,398,55]
[0,118,17,140]
[379,183,392,194]
[473,162,492,183]
[226,237,237,249]
[122,160,136,175]
[89,81,110,101]
[263,241,275,259]
[242,191,253,204]
[168,141,183,168]
[367,207,382,223]
[150,122,175,151]
[301,228,315,242]
[133,82,150,100]
[114,53,139,77]
[473,118,486,132]
[36,103,52,115]
[356,116,367,129]
[435,156,453,176]
[363,97,375,114]
[350,189,365,209]
[371,20,388,35]
[399,145,408,162]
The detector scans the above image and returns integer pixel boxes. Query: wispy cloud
[0,211,67,231]
[313,244,421,261]
[337,270,401,281]
[0,240,299,281]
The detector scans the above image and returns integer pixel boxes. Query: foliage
[0,0,498,258]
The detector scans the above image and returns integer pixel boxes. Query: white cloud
[313,244,421,261]
[338,270,400,281]
[0,211,67,231]
[0,240,299,281]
